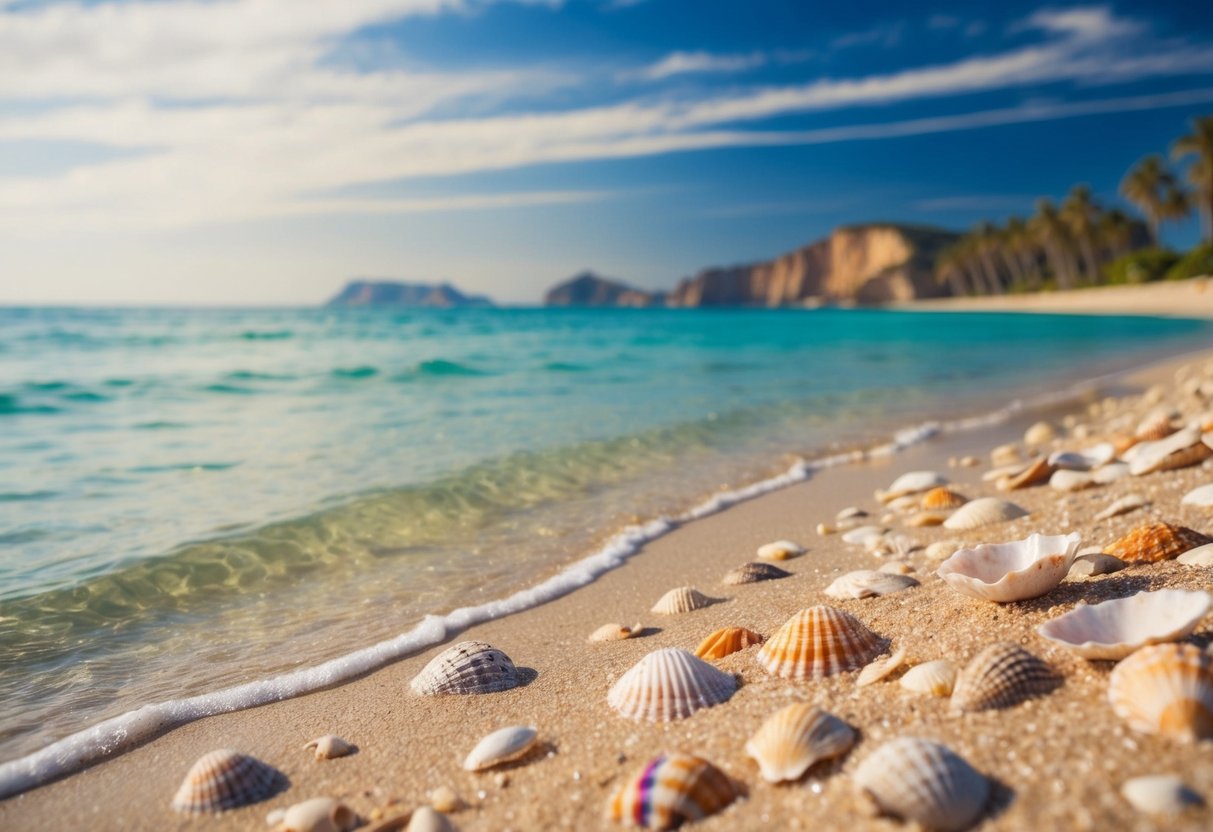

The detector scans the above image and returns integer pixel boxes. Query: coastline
[898,276,1213,318]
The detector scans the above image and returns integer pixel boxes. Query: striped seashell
[756,539,805,560]
[756,606,883,680]
[936,532,1081,603]
[651,586,718,615]
[605,753,738,830]
[1121,775,1205,814]
[1094,495,1148,521]
[303,735,355,761]
[1037,589,1212,660]
[744,704,856,783]
[942,497,1029,530]
[1181,483,1213,508]
[589,622,643,643]
[406,807,455,832]
[1108,643,1213,741]
[280,797,357,832]
[1049,469,1094,492]
[170,749,284,814]
[824,570,918,600]
[997,456,1054,491]
[1136,410,1177,441]
[950,643,1058,713]
[410,641,520,695]
[876,470,948,503]
[721,561,789,585]
[900,660,957,697]
[607,648,737,721]
[921,487,967,511]
[1024,421,1055,447]
[854,738,990,832]
[1104,523,1212,564]
[694,627,764,660]
[462,725,538,771]
[857,646,907,687]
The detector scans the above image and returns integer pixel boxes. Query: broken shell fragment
[693,627,764,660]
[303,735,355,761]
[744,704,856,783]
[410,642,520,695]
[462,726,538,772]
[854,738,990,832]
[936,532,1081,603]
[607,647,737,722]
[1036,589,1212,660]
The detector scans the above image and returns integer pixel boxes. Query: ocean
[0,305,1209,783]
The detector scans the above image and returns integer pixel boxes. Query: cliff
[544,271,663,307]
[326,280,494,308]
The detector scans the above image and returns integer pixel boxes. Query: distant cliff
[544,271,663,307]
[327,280,494,308]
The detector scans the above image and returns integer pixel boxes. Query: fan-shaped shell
[997,456,1054,491]
[1104,523,1212,563]
[824,570,918,600]
[854,738,989,832]
[694,627,764,660]
[942,497,1029,530]
[1136,410,1177,441]
[1094,495,1148,521]
[921,487,967,511]
[607,648,737,721]
[936,532,1081,603]
[410,641,519,695]
[606,753,737,830]
[170,749,284,814]
[950,643,1058,713]
[1037,589,1212,660]
[756,606,883,680]
[744,705,856,783]
[722,562,789,585]
[756,540,804,560]
[303,735,355,761]
[589,622,643,642]
[462,725,538,771]
[1109,643,1213,741]
[900,660,957,697]
[1182,483,1213,508]
[280,797,357,832]
[651,586,717,615]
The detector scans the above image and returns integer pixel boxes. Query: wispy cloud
[630,50,767,81]
[831,22,906,51]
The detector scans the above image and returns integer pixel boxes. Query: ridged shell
[1049,469,1093,492]
[921,487,967,511]
[651,586,717,615]
[744,705,856,783]
[589,622,643,642]
[1136,410,1177,441]
[824,570,919,600]
[1128,428,1211,476]
[462,725,538,771]
[607,648,737,721]
[410,641,520,695]
[1108,643,1213,741]
[950,643,1057,713]
[1104,523,1212,563]
[1036,589,1212,660]
[1094,495,1148,521]
[937,532,1081,603]
[1121,775,1205,814]
[303,735,355,761]
[942,497,1029,530]
[1181,483,1213,507]
[900,660,957,697]
[281,797,357,832]
[606,753,737,830]
[170,749,283,814]
[854,738,990,832]
[406,807,455,832]
[925,540,963,562]
[997,456,1054,491]
[756,606,883,680]
[721,562,789,585]
[756,540,804,560]
[694,627,764,660]
[857,647,907,687]
[877,470,949,503]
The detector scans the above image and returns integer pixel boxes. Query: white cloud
[631,50,766,81]
[831,22,905,51]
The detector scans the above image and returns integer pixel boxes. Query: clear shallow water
[0,305,1208,762]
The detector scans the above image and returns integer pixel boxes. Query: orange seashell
[606,753,738,829]
[756,606,883,680]
[694,627,764,661]
[1109,643,1213,742]
[920,487,968,511]
[996,457,1054,491]
[1104,523,1212,563]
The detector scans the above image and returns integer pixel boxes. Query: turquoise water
[0,305,1208,762]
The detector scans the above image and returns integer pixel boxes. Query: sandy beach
[903,277,1213,319]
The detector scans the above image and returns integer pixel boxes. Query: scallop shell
[756,606,883,680]
[950,643,1058,713]
[756,540,805,560]
[854,738,990,832]
[876,470,948,503]
[607,647,737,721]
[1036,589,1212,660]
[410,641,520,695]
[857,647,907,687]
[606,753,737,830]
[1049,469,1094,492]
[1181,483,1213,508]
[997,456,1054,491]
[942,497,1028,530]
[1121,775,1205,814]
[1178,544,1213,567]
[589,622,643,643]
[1104,523,1212,563]
[651,586,718,615]
[303,735,355,761]
[824,570,919,600]
[462,725,538,772]
[280,797,357,832]
[406,807,455,832]
[900,660,957,697]
[170,749,284,814]
[1109,643,1213,741]
[921,487,968,511]
[694,627,764,660]
[936,532,1081,603]
[722,562,789,585]
[1094,495,1148,521]
[744,704,856,783]
[1024,421,1055,446]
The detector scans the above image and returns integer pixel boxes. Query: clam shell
[1178,544,1213,567]
[950,643,1058,712]
[854,738,989,832]
[824,570,918,600]
[607,648,737,721]
[589,622,643,643]
[1181,483,1213,508]
[942,497,1028,530]
[1104,523,1212,563]
[303,735,355,761]
[1049,469,1093,492]
[1024,421,1055,446]
[756,606,883,680]
[857,647,907,687]
[880,561,915,575]
[462,725,538,772]
[694,626,764,660]
[841,525,887,546]
[1121,775,1205,814]
[877,470,948,503]
[921,487,967,511]
[606,753,737,829]
[1037,589,1212,660]
[406,807,455,832]
[410,641,520,695]
[1092,461,1132,484]
[1128,428,1211,475]
[756,540,804,560]
[170,749,284,814]
[722,562,789,585]
[1094,495,1148,521]
[651,586,718,615]
[900,660,957,697]
[997,456,1054,490]
[744,704,856,783]
[1048,443,1115,470]
[936,532,1081,603]
[1109,643,1213,741]
[281,797,357,832]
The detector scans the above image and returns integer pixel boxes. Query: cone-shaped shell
[281,797,357,832]
[1108,643,1213,741]
[744,704,856,783]
[608,648,737,722]
[824,570,919,600]
[756,540,804,560]
[921,487,968,511]
[854,738,990,832]
[694,627,764,660]
[303,735,355,761]
[410,641,519,695]
[1037,589,1213,660]
[900,660,957,697]
[462,725,538,772]
[170,749,284,814]
[1104,523,1212,563]
[942,498,1028,530]
[589,622,643,643]
[606,753,737,830]
[951,643,1057,713]
[651,586,717,615]
[1181,483,1213,508]
[756,606,882,680]
[722,562,789,585]
[936,532,1081,603]
[877,470,948,503]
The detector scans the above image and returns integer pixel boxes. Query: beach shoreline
[899,276,1213,318]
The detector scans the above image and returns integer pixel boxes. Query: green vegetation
[1103,248,1180,285]
[1165,243,1213,282]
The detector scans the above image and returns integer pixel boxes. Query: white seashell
[757,539,805,560]
[876,470,948,503]
[462,726,538,772]
[841,525,887,546]
[857,647,907,687]
[607,647,737,721]
[1037,589,1213,660]
[428,786,464,813]
[854,738,989,832]
[171,750,284,814]
[745,704,856,783]
[1121,775,1204,814]
[824,570,918,600]
[886,494,922,514]
[1178,544,1213,567]
[880,561,915,575]
[924,540,963,562]
[1182,483,1213,508]
[837,506,868,522]
[589,622,643,642]
[1094,495,1148,521]
[982,462,1025,482]
[280,797,357,832]
[1128,427,1208,475]
[406,807,455,832]
[899,660,957,697]
[937,533,1081,603]
[1024,421,1055,446]
[815,523,834,536]
[1049,469,1093,492]
[1048,443,1115,470]
[303,735,355,761]
[942,497,1029,530]
[1091,461,1131,484]
[651,586,718,615]
[1067,552,1126,578]
[410,642,520,695]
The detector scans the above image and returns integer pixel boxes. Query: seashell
[925,540,963,562]
[900,660,957,697]
[1136,410,1177,441]
[1094,495,1148,521]
[876,470,948,503]
[1104,523,1212,563]
[943,497,1029,530]
[757,606,883,680]
[1178,544,1213,567]
[694,627,764,660]
[1048,443,1115,470]
[1024,421,1055,446]
[996,456,1053,490]
[744,704,856,783]
[589,622,643,642]
[954,454,980,468]
[990,442,1021,467]
[427,786,464,813]
[410,642,520,695]
[170,749,284,814]
[857,647,907,687]
[1092,461,1132,483]
[303,735,355,761]
[1181,483,1213,508]
[1037,589,1212,660]
[854,738,989,832]
[937,532,1081,603]
[886,494,922,514]
[867,533,919,558]
[1067,552,1126,577]
[1128,428,1211,475]
[605,753,737,830]
[1121,775,1205,814]
[462,726,538,772]
[837,506,869,522]
[607,648,737,721]
[1049,469,1093,492]
[1108,643,1213,741]
[406,807,455,832]
[824,570,918,600]
[982,462,1023,482]
[921,487,967,511]
[756,539,805,560]
[721,562,789,585]
[815,523,834,536]
[651,586,718,615]
[905,511,948,527]
[879,560,915,575]
[950,643,1058,713]
[1111,432,1139,456]
[841,525,887,546]
[280,797,357,832]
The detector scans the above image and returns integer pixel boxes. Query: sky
[2,0,1213,305]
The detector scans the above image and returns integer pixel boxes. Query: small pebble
[428,786,464,813]
[1121,775,1204,814]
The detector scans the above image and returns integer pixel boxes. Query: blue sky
[2,0,1213,304]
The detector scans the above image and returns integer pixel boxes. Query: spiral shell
[1108,643,1213,741]
[606,753,738,829]
[1104,523,1212,563]
[651,586,718,615]
[410,641,520,695]
[462,725,538,772]
[744,704,856,783]
[722,562,790,585]
[1036,589,1212,660]
[170,749,284,814]
[823,570,918,600]
[900,660,958,697]
[693,627,764,660]
[854,738,990,832]
[607,648,737,721]
[942,497,1029,530]
[950,643,1058,713]
[756,606,883,680]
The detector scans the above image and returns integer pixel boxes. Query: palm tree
[1061,184,1101,283]
[1005,215,1043,289]
[1097,208,1135,262]
[1172,115,1212,241]
[1121,155,1179,244]
[935,245,970,296]
[971,221,1006,294]
[1030,198,1078,289]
